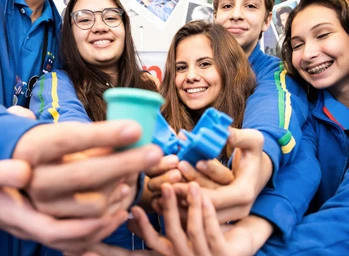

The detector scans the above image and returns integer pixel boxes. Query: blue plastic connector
[152,108,233,166]
[177,108,233,166]
[152,111,179,155]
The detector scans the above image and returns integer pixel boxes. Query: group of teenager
[0,0,348,255]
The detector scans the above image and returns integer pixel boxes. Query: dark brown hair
[160,20,255,160]
[281,0,349,99]
[61,0,157,121]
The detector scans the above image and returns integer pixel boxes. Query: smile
[185,87,207,94]
[307,61,333,75]
[92,39,112,45]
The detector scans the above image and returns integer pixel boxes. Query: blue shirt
[12,0,56,106]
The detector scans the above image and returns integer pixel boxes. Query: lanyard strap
[41,22,49,69]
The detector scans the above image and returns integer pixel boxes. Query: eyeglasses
[71,8,124,30]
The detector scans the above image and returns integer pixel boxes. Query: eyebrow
[291,22,333,40]
[175,57,213,65]
[196,56,213,62]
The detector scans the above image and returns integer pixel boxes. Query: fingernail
[121,185,130,196]
[196,161,208,171]
[165,155,179,165]
[179,161,188,173]
[118,123,140,139]
[128,212,134,219]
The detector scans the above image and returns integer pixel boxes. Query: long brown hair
[61,0,157,121]
[281,0,349,100]
[160,20,255,160]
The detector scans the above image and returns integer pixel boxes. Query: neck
[103,69,118,85]
[328,84,349,108]
[26,0,46,23]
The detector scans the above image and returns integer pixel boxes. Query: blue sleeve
[243,68,308,185]
[258,168,349,256]
[250,117,321,239]
[29,70,91,123]
[0,105,44,159]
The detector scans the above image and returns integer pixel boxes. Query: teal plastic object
[104,88,165,148]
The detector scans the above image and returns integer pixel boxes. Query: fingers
[173,183,252,221]
[131,206,174,256]
[27,144,162,199]
[0,187,128,253]
[201,195,230,253]
[179,161,230,189]
[146,155,179,177]
[186,183,210,256]
[83,243,132,256]
[85,243,156,256]
[196,159,234,185]
[13,120,143,165]
[0,160,31,188]
[160,184,194,256]
[147,169,182,192]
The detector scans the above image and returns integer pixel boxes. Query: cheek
[175,74,184,89]
[215,12,227,25]
[292,52,302,72]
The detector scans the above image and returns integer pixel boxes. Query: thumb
[0,160,31,188]
[227,128,264,152]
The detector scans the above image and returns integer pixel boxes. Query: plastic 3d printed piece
[152,108,233,166]
[177,108,233,166]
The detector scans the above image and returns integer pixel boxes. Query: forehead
[292,5,340,35]
[176,35,213,59]
[73,0,117,11]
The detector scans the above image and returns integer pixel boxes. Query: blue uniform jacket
[29,70,158,254]
[257,90,349,255]
[244,44,308,183]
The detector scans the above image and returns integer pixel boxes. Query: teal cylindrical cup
[104,88,165,149]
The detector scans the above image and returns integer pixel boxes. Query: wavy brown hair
[160,21,255,160]
[281,0,349,99]
[61,0,157,121]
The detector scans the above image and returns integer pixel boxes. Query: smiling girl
[160,20,255,162]
[29,0,159,253]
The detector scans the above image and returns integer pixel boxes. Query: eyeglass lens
[73,9,122,29]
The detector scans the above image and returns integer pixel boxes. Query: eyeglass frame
[70,8,124,30]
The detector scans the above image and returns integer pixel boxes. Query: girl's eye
[317,32,330,39]
[221,4,233,9]
[176,65,187,72]
[292,42,303,50]
[246,4,257,9]
[199,61,212,68]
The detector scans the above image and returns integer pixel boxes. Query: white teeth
[93,40,111,45]
[308,62,332,74]
[186,88,207,94]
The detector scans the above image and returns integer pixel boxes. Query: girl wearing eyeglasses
[29,0,159,254]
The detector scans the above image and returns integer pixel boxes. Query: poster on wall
[262,0,299,56]
[128,0,181,30]
[184,0,214,24]
[139,51,168,82]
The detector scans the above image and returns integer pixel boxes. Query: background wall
[53,0,298,81]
